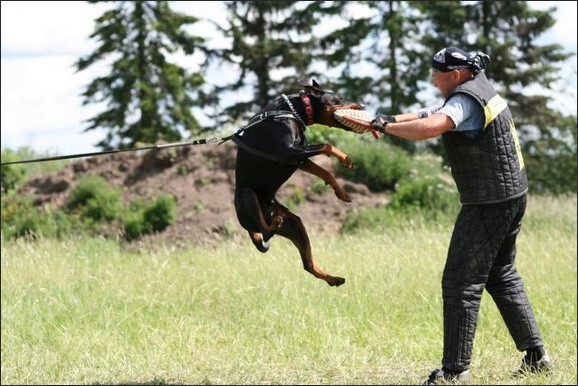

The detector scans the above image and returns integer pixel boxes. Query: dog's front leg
[319,144,352,169]
[298,159,350,202]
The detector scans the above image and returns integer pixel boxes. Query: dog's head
[298,79,364,131]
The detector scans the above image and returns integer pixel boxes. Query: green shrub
[336,139,411,192]
[390,176,458,212]
[389,154,458,212]
[1,164,26,194]
[1,193,53,240]
[122,195,177,240]
[1,189,86,240]
[143,195,177,232]
[66,175,122,225]
[1,147,69,193]
[308,126,416,192]
[305,123,361,145]
[341,153,459,234]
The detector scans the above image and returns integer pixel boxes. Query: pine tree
[76,1,207,150]
[308,1,575,191]
[204,1,335,126]
[417,1,576,190]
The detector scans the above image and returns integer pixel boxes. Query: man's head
[432,46,491,73]
[430,46,491,97]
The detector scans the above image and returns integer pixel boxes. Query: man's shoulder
[447,93,479,108]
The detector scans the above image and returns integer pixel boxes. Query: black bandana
[432,46,491,74]
[431,46,472,72]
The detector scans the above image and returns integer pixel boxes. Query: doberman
[231,79,364,287]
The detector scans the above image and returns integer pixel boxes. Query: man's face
[431,69,457,98]
[431,69,473,98]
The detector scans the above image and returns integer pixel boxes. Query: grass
[1,195,576,385]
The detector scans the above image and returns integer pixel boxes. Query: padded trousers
[441,194,544,372]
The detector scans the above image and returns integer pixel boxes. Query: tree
[417,1,576,185]
[307,1,575,191]
[76,1,207,150]
[318,1,437,152]
[204,1,342,126]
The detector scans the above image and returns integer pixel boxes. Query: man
[370,46,553,385]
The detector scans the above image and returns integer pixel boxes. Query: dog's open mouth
[325,103,367,132]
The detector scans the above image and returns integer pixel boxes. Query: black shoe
[423,368,471,385]
[513,353,553,377]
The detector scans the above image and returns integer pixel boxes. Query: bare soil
[21,141,389,249]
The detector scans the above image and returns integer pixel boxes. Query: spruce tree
[204,1,336,125]
[76,1,207,150]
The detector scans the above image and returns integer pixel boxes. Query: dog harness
[229,93,313,163]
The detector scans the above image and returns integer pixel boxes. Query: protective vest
[441,72,528,204]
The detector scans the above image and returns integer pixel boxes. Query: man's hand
[370,115,396,133]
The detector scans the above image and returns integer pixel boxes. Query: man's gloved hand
[370,115,396,133]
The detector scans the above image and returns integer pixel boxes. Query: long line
[1,135,231,166]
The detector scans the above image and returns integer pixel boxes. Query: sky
[1,1,577,156]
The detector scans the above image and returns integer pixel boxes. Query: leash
[2,93,311,166]
[0,135,232,166]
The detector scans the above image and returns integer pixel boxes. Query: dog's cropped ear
[303,78,324,97]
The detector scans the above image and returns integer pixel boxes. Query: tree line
[70,1,577,193]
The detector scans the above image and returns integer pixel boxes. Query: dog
[231,79,364,287]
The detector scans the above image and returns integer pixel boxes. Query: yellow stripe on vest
[483,94,508,127]
[509,119,525,170]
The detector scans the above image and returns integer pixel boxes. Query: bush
[0,192,78,240]
[1,147,70,193]
[122,195,177,241]
[341,153,459,234]
[66,175,122,225]
[306,123,361,145]
[143,195,177,232]
[1,193,49,239]
[1,164,26,194]
[390,176,458,212]
[336,139,412,192]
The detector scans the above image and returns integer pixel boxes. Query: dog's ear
[303,79,324,97]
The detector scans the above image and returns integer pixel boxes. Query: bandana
[431,46,473,72]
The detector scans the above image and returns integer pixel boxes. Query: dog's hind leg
[272,203,345,287]
[249,231,270,253]
[236,187,283,253]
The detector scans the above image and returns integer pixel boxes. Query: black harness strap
[231,135,286,163]
[230,107,306,163]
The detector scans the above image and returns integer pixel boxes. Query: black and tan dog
[232,79,364,287]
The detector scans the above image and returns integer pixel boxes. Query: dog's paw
[335,190,351,203]
[340,155,353,169]
[334,186,351,202]
[327,276,346,287]
[250,233,270,253]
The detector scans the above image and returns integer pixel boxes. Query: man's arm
[383,113,455,140]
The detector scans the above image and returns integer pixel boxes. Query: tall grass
[2,195,576,385]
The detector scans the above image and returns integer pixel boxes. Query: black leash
[1,95,305,166]
[0,135,232,166]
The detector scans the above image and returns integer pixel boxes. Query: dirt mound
[21,141,389,248]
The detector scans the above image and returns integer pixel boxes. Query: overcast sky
[1,1,576,156]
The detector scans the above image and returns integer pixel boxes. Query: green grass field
[2,195,576,385]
